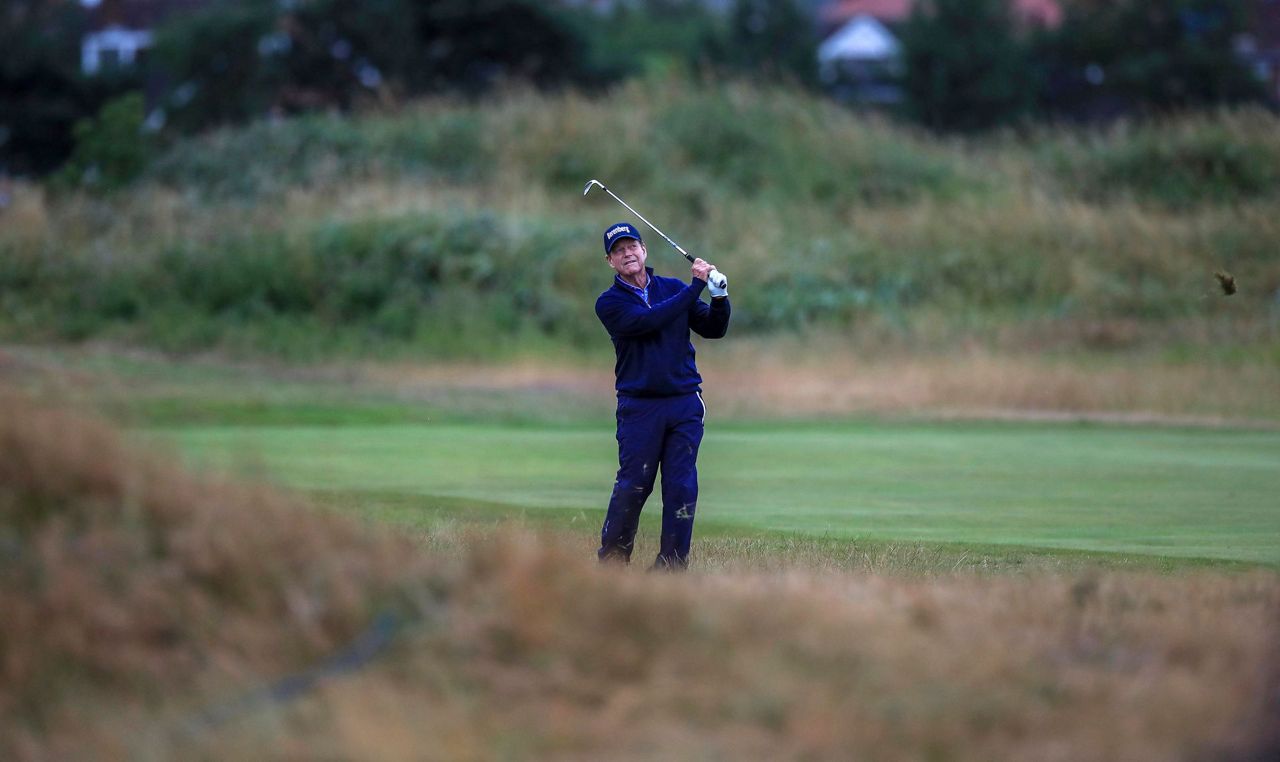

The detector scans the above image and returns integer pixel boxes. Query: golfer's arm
[690,296,730,339]
[597,283,705,338]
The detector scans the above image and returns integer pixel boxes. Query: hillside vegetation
[2,80,1277,360]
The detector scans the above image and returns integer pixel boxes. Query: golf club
[583,179,727,290]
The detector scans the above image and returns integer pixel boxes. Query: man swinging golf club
[594,220,730,570]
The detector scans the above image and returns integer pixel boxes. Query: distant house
[815,0,1062,105]
[79,0,209,75]
[817,15,902,104]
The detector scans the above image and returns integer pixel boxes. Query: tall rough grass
[2,79,1277,359]
[1,391,1277,759]
[1043,109,1280,208]
[0,389,423,757]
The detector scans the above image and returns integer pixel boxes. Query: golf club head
[583,179,605,197]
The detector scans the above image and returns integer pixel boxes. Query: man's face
[607,237,646,278]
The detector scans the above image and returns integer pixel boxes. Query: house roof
[820,0,911,24]
[820,0,1062,29]
[818,15,900,62]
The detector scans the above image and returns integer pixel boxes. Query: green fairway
[160,419,1280,565]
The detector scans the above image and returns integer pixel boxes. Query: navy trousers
[598,392,705,569]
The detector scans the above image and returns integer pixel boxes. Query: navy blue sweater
[595,268,731,397]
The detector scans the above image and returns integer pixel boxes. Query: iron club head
[583,179,605,196]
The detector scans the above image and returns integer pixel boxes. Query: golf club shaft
[585,179,726,290]
[587,181,693,262]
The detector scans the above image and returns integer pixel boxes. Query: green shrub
[0,212,605,358]
[1048,111,1280,207]
[653,86,971,205]
[52,93,153,192]
[142,80,974,208]
[146,109,488,199]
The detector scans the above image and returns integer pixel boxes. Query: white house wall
[82,26,154,74]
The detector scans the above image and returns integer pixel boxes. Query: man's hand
[708,269,728,297]
[691,258,714,282]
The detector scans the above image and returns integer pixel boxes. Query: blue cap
[603,222,643,255]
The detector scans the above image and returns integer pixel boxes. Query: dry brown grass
[0,182,51,245]
[184,532,1280,761]
[3,389,1277,760]
[10,341,1276,427]
[700,343,1280,423]
[0,387,422,759]
[357,349,1280,424]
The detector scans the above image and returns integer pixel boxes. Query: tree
[0,1,101,174]
[1037,0,1264,118]
[718,0,818,87]
[565,0,722,82]
[54,92,152,191]
[898,0,1037,132]
[150,0,591,134]
[149,0,281,132]
[408,0,586,93]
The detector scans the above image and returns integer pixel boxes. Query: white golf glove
[708,269,728,297]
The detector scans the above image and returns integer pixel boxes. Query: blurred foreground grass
[3,389,1277,760]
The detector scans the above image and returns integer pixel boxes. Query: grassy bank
[1,80,1277,362]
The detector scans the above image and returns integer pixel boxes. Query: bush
[141,80,974,209]
[899,0,1037,132]
[652,84,972,204]
[1047,110,1280,207]
[51,93,153,192]
[146,108,487,200]
[1037,0,1265,118]
[0,212,601,359]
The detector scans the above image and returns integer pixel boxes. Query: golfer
[595,222,730,570]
